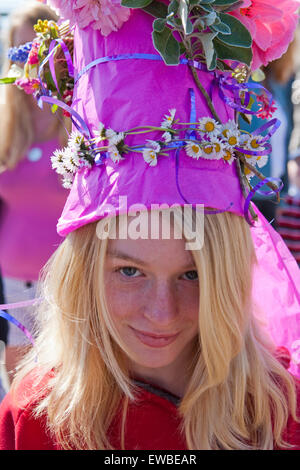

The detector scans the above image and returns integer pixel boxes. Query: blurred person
[0,1,69,382]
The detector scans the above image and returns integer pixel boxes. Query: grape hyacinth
[7,42,33,63]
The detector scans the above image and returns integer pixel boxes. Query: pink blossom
[46,0,131,36]
[15,77,40,95]
[230,0,300,70]
[256,94,277,119]
[27,42,40,66]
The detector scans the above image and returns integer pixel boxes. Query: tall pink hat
[2,0,300,373]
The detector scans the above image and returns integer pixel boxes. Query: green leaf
[211,21,231,34]
[217,13,252,47]
[168,0,179,14]
[213,0,238,5]
[214,37,252,65]
[239,112,251,125]
[0,77,17,84]
[199,32,218,70]
[179,0,191,34]
[142,1,168,18]
[152,27,180,65]
[199,3,214,12]
[121,0,153,8]
[153,17,167,32]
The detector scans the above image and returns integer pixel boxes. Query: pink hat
[2,0,300,374]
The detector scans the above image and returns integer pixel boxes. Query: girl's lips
[130,327,180,348]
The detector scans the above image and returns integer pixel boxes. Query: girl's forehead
[106,236,196,270]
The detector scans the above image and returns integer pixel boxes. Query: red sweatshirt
[0,369,300,450]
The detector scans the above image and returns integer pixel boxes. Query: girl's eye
[182,270,198,281]
[119,267,142,278]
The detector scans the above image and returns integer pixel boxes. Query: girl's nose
[143,281,178,327]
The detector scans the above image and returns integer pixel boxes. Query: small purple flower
[7,42,32,63]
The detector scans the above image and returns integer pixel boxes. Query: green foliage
[121,0,253,70]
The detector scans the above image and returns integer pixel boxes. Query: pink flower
[15,77,40,95]
[27,42,40,66]
[256,94,277,119]
[47,0,131,36]
[230,0,300,70]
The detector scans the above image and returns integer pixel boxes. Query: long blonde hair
[13,209,298,449]
[0,2,68,170]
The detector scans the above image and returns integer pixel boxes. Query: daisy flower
[143,148,158,166]
[162,131,172,144]
[223,129,240,148]
[62,147,80,173]
[93,122,106,143]
[185,141,202,159]
[244,165,254,183]
[51,149,68,176]
[222,146,235,165]
[161,109,176,129]
[210,137,225,159]
[68,131,85,152]
[198,117,221,137]
[146,140,161,153]
[256,154,268,168]
[107,129,125,146]
[108,145,124,163]
[220,119,239,139]
[201,142,218,160]
[62,175,74,189]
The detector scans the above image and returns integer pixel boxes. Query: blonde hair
[0,2,68,170]
[13,209,298,449]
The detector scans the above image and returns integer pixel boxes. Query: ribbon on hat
[217,74,274,116]
[244,177,283,226]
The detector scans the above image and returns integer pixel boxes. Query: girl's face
[104,230,200,386]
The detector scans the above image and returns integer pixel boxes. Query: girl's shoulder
[0,368,57,450]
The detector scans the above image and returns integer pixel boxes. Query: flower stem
[187,57,222,123]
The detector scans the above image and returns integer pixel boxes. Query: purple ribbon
[74,53,207,84]
[217,74,274,116]
[38,95,91,139]
[0,298,39,345]
[244,177,283,226]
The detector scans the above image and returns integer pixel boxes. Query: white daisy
[222,146,235,165]
[143,148,158,166]
[51,149,68,176]
[161,108,176,129]
[108,145,124,163]
[240,134,263,165]
[201,142,218,160]
[185,141,202,159]
[210,137,225,160]
[220,119,239,139]
[62,175,74,189]
[146,140,161,153]
[244,165,254,182]
[62,147,80,173]
[223,129,240,148]
[107,130,125,146]
[162,131,172,143]
[256,154,268,168]
[68,131,84,152]
[198,117,221,137]
[93,122,106,143]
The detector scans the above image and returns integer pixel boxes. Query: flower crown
[1,0,299,225]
